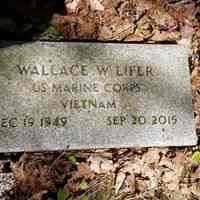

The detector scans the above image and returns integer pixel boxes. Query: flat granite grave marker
[0,42,197,152]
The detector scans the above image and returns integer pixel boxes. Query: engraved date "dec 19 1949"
[0,116,68,128]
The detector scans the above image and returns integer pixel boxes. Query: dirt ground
[0,0,200,200]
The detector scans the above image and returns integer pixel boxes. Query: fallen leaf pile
[49,0,200,42]
[7,147,200,200]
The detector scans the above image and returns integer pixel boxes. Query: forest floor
[0,0,200,200]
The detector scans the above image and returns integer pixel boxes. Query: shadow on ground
[0,0,65,40]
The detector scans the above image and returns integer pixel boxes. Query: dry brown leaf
[74,163,95,179]
[124,33,145,42]
[65,0,80,13]
[149,9,177,29]
[89,0,104,11]
[121,159,143,175]
[159,156,173,170]
[98,16,134,40]
[141,149,160,165]
[65,0,104,13]
[88,156,115,173]
[181,24,196,39]
[135,0,154,13]
[118,1,136,17]
[191,68,200,88]
[115,172,126,194]
[76,16,97,39]
[151,30,180,42]
[67,178,80,192]
[135,178,148,193]
[191,181,200,197]
[162,171,179,191]
[171,151,186,166]
[126,174,136,193]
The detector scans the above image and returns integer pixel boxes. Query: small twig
[48,151,66,173]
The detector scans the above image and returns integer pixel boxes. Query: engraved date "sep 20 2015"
[107,115,177,126]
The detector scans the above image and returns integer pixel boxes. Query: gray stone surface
[0,41,197,152]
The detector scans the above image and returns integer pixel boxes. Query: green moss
[80,179,89,190]
[39,25,64,40]
[135,23,144,35]
[192,151,200,164]
[57,188,70,200]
